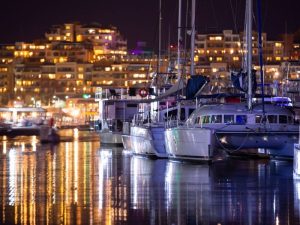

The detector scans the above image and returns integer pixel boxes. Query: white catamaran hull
[122,125,167,157]
[165,127,216,161]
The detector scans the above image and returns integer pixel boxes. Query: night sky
[0,0,299,50]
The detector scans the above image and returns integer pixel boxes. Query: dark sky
[0,0,299,50]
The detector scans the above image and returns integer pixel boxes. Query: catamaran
[165,0,299,160]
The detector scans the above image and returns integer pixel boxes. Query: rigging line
[229,0,238,33]
[209,0,219,31]
[183,0,189,80]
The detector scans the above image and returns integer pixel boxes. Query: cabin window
[180,108,186,120]
[267,115,278,123]
[211,115,222,123]
[236,115,247,124]
[127,103,138,107]
[189,108,195,116]
[288,116,293,124]
[224,115,234,124]
[165,109,177,119]
[195,117,201,124]
[165,108,186,121]
[255,115,262,123]
[279,115,287,124]
[202,115,210,124]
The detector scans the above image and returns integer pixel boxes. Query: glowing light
[31,136,37,152]
[220,137,227,144]
[73,128,79,140]
[3,140,7,154]
[262,136,268,141]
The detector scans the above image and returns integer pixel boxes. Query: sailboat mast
[158,0,162,73]
[190,0,196,76]
[177,0,182,79]
[247,0,253,110]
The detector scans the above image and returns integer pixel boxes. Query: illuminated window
[209,57,213,61]
[233,56,239,61]
[275,57,281,61]
[275,43,282,47]
[78,74,84,79]
[216,57,222,62]
[48,74,55,79]
[209,36,222,41]
[0,68,8,72]
[76,35,83,42]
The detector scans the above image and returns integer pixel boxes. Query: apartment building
[195,30,285,66]
[45,23,127,60]
[0,45,14,105]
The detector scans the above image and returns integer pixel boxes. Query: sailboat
[165,0,299,159]
[122,0,203,157]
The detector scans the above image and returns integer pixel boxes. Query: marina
[0,130,300,224]
[0,0,300,224]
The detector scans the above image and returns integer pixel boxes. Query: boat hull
[99,131,123,146]
[216,131,298,158]
[165,127,215,161]
[122,125,167,157]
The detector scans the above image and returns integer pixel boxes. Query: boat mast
[190,0,196,76]
[177,0,182,79]
[246,0,253,110]
[257,0,265,115]
[158,0,162,73]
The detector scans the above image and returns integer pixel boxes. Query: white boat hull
[99,131,123,145]
[165,127,215,161]
[122,125,167,157]
[294,144,300,178]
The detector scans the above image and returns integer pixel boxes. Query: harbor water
[0,130,299,225]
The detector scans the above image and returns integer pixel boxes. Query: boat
[165,0,299,159]
[123,100,197,157]
[121,0,201,158]
[96,87,152,146]
[0,107,60,143]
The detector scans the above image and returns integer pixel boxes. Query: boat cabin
[187,103,295,126]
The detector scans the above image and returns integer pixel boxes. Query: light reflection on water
[0,131,299,224]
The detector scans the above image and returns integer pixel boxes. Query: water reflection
[0,133,299,224]
[0,132,101,225]
[165,161,212,225]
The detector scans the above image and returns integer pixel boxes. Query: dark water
[0,130,299,225]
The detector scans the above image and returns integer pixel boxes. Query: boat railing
[165,116,184,128]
